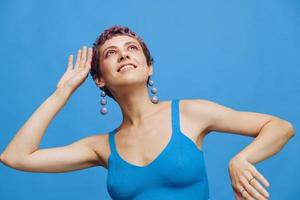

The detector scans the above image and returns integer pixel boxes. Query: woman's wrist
[54,86,73,100]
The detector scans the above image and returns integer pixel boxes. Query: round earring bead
[100,98,107,105]
[100,107,108,115]
[100,90,106,97]
[148,79,154,86]
[151,87,157,94]
[151,95,159,104]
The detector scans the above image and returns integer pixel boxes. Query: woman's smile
[118,64,137,72]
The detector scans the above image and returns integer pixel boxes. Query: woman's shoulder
[167,98,216,112]
[176,98,219,126]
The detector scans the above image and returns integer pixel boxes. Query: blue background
[0,0,299,199]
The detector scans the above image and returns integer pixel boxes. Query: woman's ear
[93,75,105,88]
[148,64,153,76]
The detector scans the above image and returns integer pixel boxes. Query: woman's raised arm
[0,46,102,172]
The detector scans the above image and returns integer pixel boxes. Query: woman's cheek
[101,60,113,73]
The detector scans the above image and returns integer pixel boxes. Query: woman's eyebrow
[102,41,139,55]
[124,41,139,46]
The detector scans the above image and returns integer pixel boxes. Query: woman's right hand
[56,46,93,94]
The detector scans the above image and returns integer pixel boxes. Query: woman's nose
[118,52,130,62]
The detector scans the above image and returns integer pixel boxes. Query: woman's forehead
[100,35,140,51]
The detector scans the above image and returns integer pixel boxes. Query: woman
[0,25,295,200]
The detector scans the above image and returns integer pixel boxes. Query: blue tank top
[106,99,210,200]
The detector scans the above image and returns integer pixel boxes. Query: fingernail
[266,192,270,197]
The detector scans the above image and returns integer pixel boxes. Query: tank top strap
[171,99,181,132]
[108,128,118,156]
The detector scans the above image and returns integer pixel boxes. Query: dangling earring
[99,87,108,115]
[148,76,159,104]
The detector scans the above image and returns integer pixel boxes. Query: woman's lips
[118,64,137,72]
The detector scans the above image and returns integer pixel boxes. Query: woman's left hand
[228,155,270,200]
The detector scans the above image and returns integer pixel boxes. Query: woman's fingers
[74,49,82,69]
[250,167,270,198]
[229,156,271,200]
[67,55,73,71]
[234,189,244,200]
[240,176,267,200]
[238,186,253,200]
[80,46,87,68]
[71,46,91,71]
[249,177,270,198]
[251,166,270,188]
[85,48,93,69]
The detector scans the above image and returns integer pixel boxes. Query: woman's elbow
[284,120,295,138]
[0,153,24,170]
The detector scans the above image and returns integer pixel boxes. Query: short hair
[90,25,154,100]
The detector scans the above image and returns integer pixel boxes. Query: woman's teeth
[119,65,135,72]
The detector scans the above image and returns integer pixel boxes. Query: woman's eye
[128,45,138,50]
[106,50,116,57]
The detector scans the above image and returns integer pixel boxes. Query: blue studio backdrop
[0,0,299,199]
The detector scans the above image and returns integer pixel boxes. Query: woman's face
[96,35,153,89]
